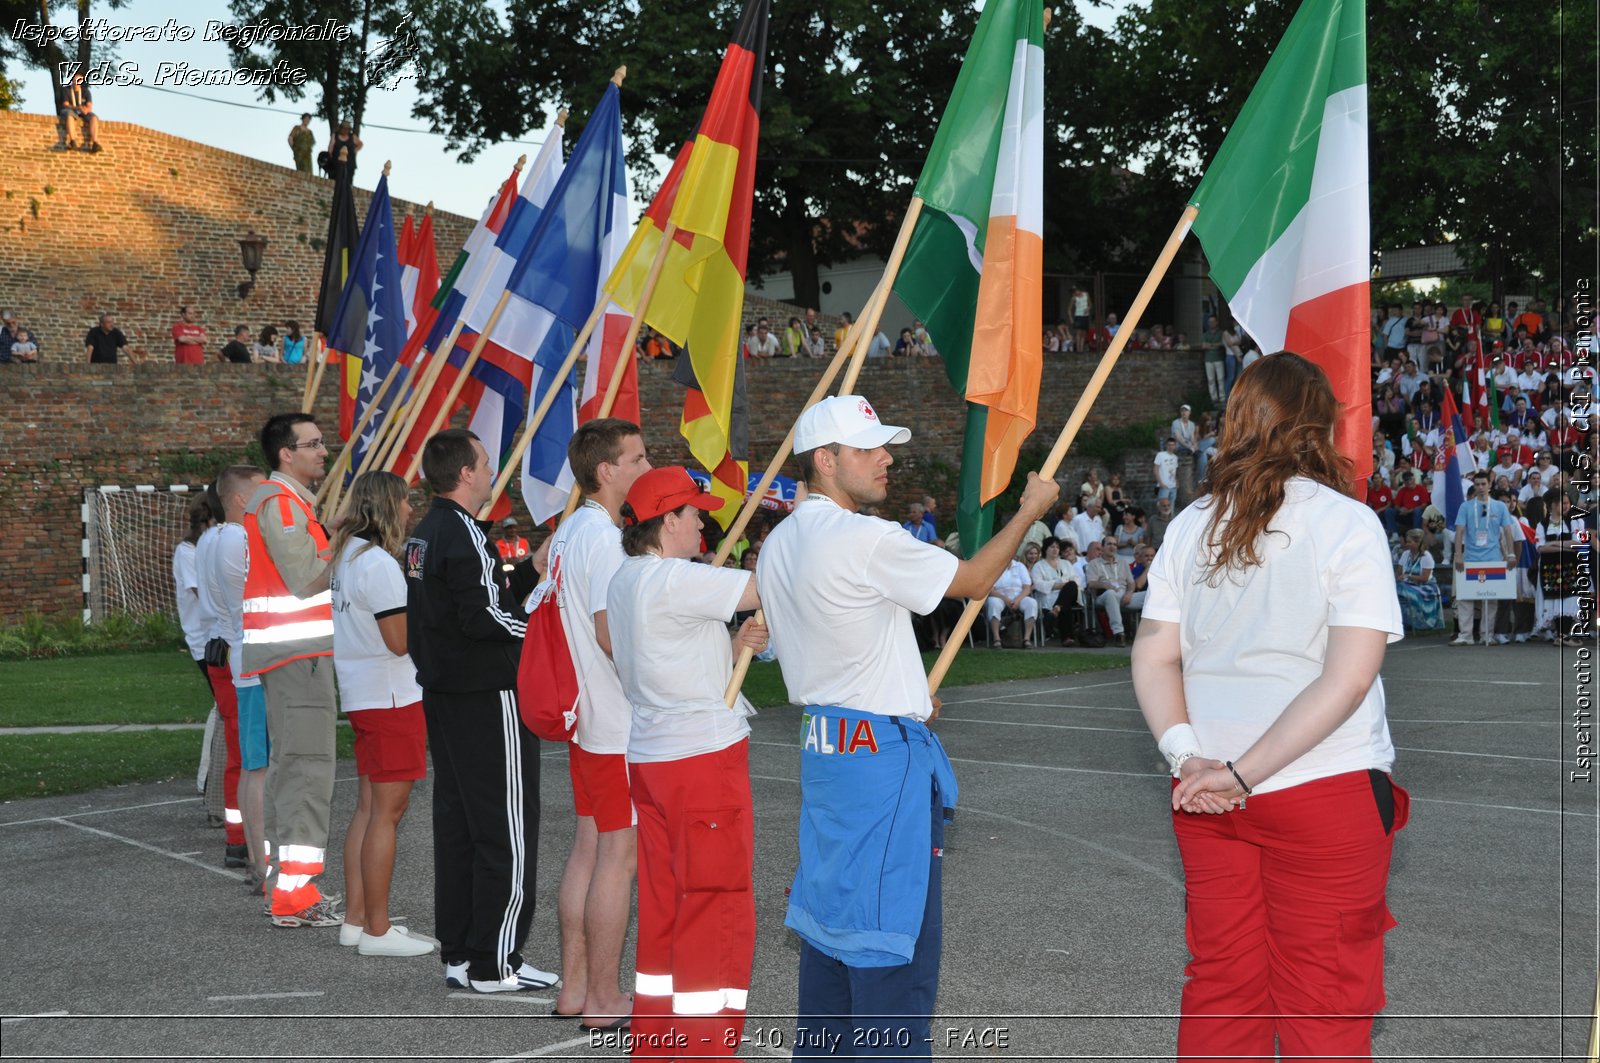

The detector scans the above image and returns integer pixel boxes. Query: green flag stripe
[958,403,997,557]
[1189,0,1365,290]
[895,208,980,391]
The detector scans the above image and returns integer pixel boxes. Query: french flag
[500,82,630,523]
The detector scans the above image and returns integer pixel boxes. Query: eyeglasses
[289,438,327,450]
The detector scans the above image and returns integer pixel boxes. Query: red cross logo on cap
[859,399,876,420]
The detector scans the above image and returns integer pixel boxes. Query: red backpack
[517,572,579,742]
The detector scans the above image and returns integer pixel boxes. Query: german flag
[606,0,767,524]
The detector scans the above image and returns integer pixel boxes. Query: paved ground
[0,637,1593,1061]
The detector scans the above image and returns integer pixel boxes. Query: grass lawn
[0,648,1127,802]
[0,726,357,803]
[5,651,214,728]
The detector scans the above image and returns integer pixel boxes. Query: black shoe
[224,843,248,868]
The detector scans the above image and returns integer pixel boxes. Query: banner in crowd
[686,467,799,514]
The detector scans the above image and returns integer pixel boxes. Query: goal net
[83,485,201,622]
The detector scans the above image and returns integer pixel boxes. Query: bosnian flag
[1436,386,1472,525]
[502,81,630,523]
[1188,0,1371,481]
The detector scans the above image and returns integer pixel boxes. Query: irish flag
[893,0,1044,554]
[1189,0,1371,481]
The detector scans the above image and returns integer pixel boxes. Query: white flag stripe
[1219,84,1369,354]
[988,39,1045,236]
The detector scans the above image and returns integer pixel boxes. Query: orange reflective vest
[496,537,530,561]
[240,481,333,677]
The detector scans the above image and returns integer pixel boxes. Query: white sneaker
[469,974,526,994]
[1515,633,1530,643]
[513,961,560,990]
[359,926,435,957]
[1494,634,1511,645]
[1450,635,1473,646]
[444,961,469,989]
[339,923,363,948]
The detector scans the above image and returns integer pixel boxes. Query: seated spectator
[1114,507,1146,561]
[1366,471,1397,536]
[903,502,938,544]
[1079,469,1106,506]
[865,329,891,359]
[802,308,827,358]
[84,313,128,364]
[1146,496,1175,548]
[1083,537,1132,647]
[1393,470,1431,529]
[1170,403,1198,454]
[282,321,308,365]
[1103,472,1130,526]
[985,550,1038,647]
[1128,544,1155,611]
[1420,505,1452,568]
[253,325,282,364]
[220,325,254,364]
[1194,412,1219,482]
[833,312,854,352]
[892,327,918,357]
[912,319,937,358]
[1031,537,1080,644]
[55,72,100,151]
[1,310,17,355]
[9,328,39,363]
[1043,328,1060,353]
[1394,527,1443,631]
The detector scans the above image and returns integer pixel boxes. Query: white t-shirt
[1142,477,1403,796]
[1153,450,1179,488]
[173,540,208,660]
[757,496,959,721]
[990,559,1029,601]
[198,522,258,689]
[331,538,423,711]
[548,501,630,753]
[607,554,754,763]
[1070,511,1105,553]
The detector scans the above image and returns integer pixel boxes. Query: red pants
[205,664,244,845]
[629,741,755,1061]
[1172,770,1409,1062]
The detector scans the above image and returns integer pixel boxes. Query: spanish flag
[605,0,768,523]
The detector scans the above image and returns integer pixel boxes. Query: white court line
[53,818,244,881]
[940,677,1132,707]
[1384,676,1544,686]
[956,806,1183,889]
[490,1033,602,1060]
[445,992,554,1005]
[0,1011,68,1025]
[1412,795,1598,818]
[0,795,202,828]
[207,991,325,1002]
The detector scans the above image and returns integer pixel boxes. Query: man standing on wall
[240,413,342,928]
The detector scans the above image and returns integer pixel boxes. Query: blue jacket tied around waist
[784,706,959,967]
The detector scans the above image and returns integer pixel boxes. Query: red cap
[626,466,720,523]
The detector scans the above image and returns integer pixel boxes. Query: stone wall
[0,350,1204,618]
[0,111,473,361]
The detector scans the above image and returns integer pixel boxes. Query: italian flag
[894,0,1044,553]
[1189,0,1372,481]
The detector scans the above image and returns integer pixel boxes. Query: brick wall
[0,351,1202,618]
[0,111,474,360]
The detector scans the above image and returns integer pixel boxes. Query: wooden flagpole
[313,357,405,508]
[401,291,514,483]
[556,220,682,521]
[721,197,926,706]
[302,334,329,414]
[300,330,320,410]
[922,203,1199,695]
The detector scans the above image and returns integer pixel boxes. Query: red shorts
[348,702,427,783]
[568,744,635,832]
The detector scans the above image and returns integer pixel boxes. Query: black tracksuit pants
[423,687,540,982]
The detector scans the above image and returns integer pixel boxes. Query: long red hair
[1201,353,1351,580]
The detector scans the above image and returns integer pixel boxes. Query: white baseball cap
[795,395,911,452]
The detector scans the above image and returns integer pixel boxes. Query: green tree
[222,0,416,144]
[1089,0,1596,300]
[1,0,131,112]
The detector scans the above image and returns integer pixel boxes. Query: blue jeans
[794,785,944,1061]
[1223,352,1240,397]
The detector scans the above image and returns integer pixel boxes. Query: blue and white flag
[327,172,408,481]
[499,83,629,523]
